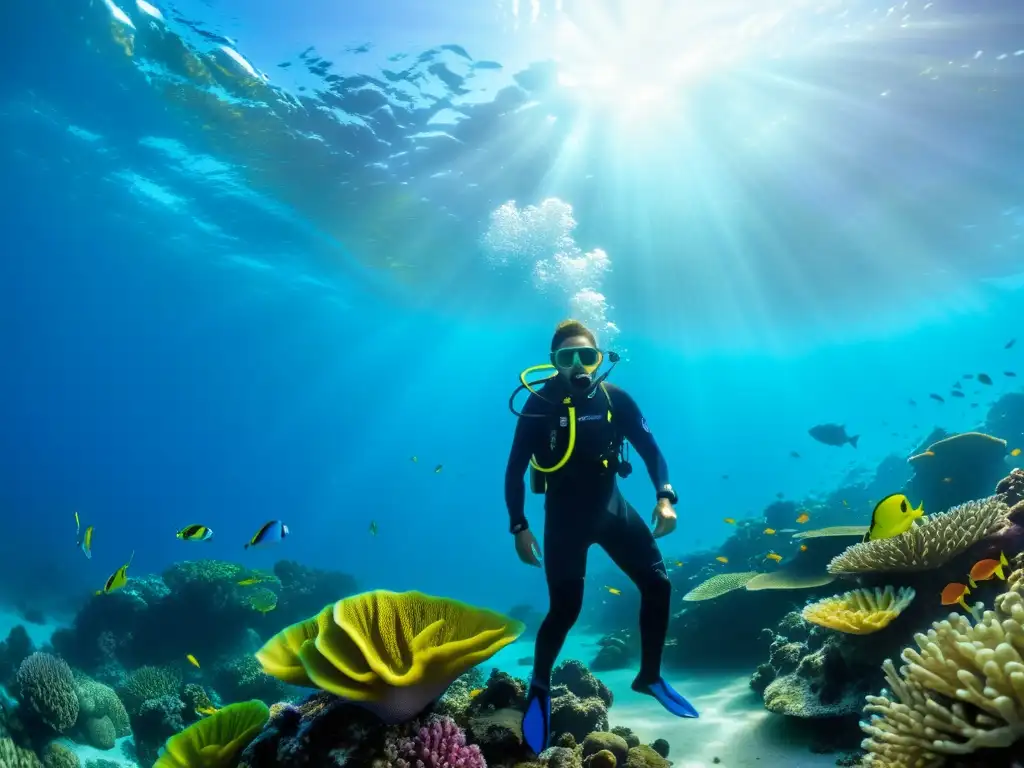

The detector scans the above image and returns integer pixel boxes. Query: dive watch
[656,484,678,505]
[510,521,529,535]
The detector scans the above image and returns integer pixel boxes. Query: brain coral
[16,653,79,732]
[828,496,1009,575]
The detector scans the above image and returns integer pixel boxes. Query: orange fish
[765,552,782,563]
[968,552,1008,588]
[799,544,808,552]
[715,556,729,564]
[795,512,810,524]
[723,517,736,525]
[940,582,971,611]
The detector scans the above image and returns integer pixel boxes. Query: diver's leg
[598,498,699,718]
[523,518,588,753]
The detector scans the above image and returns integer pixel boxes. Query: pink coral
[384,716,486,768]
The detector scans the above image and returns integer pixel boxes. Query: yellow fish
[799,544,808,552]
[723,517,736,525]
[765,552,783,563]
[75,511,94,561]
[96,551,135,595]
[195,705,219,717]
[1012,448,1021,457]
[186,654,200,668]
[863,494,924,542]
[176,524,213,542]
[237,577,266,586]
[604,586,621,595]
[795,512,810,524]
[674,561,684,567]
[715,556,729,564]
[842,500,849,507]
[763,528,776,535]
[469,688,484,699]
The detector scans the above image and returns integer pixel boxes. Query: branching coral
[682,572,759,601]
[859,568,1024,765]
[382,715,485,768]
[828,496,1010,575]
[16,652,80,732]
[802,587,916,635]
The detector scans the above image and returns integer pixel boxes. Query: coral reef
[75,677,131,742]
[131,694,187,767]
[40,742,79,768]
[381,715,485,768]
[16,653,79,733]
[271,559,359,627]
[589,632,636,672]
[154,699,269,768]
[906,431,1009,514]
[828,496,1011,575]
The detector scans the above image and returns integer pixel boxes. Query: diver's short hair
[551,319,597,351]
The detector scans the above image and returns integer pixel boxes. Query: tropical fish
[790,451,800,459]
[96,551,135,595]
[469,688,484,699]
[763,528,776,535]
[237,576,269,586]
[723,517,736,525]
[1006,371,1017,378]
[1006,338,1016,349]
[715,556,729,564]
[604,586,621,596]
[369,521,378,536]
[842,500,849,507]
[1012,448,1021,457]
[929,393,945,403]
[765,552,783,563]
[968,552,1009,588]
[244,520,289,549]
[248,588,278,613]
[978,373,993,385]
[778,528,797,533]
[950,390,965,398]
[799,544,808,552]
[674,561,684,567]
[808,423,859,448]
[863,494,924,542]
[410,456,418,463]
[176,524,213,542]
[186,654,200,668]
[196,705,219,717]
[75,512,94,560]
[941,582,971,611]
[434,464,443,473]
[908,399,916,406]
[795,512,810,524]
[953,381,963,389]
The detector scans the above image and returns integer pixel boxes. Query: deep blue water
[1,0,1023,623]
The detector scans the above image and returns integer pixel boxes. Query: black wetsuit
[504,378,673,688]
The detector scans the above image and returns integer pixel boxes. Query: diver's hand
[652,499,677,539]
[514,529,543,567]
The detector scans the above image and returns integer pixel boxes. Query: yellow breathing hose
[520,364,576,473]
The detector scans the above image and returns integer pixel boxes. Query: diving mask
[552,345,602,372]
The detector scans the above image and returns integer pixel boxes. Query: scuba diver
[505,319,699,756]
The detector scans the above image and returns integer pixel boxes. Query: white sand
[492,633,842,768]
[62,736,137,768]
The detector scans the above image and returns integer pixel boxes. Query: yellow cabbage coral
[682,572,758,601]
[154,699,268,768]
[828,496,1009,575]
[859,569,1024,766]
[257,590,525,723]
[802,586,915,635]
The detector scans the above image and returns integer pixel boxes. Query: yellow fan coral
[682,572,758,601]
[802,586,915,635]
[256,590,525,723]
[153,699,268,768]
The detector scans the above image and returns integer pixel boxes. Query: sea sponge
[801,586,915,635]
[828,496,1009,575]
[16,653,80,732]
[859,568,1024,765]
[154,699,269,768]
[256,590,525,723]
[682,572,759,601]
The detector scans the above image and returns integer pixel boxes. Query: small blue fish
[75,511,94,560]
[245,520,289,549]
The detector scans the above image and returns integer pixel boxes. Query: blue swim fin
[521,684,551,754]
[633,677,700,718]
